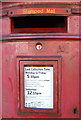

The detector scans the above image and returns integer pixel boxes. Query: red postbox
[1,1,80,119]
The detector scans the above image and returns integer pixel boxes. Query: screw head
[66,10,68,13]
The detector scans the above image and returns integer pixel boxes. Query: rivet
[10,11,13,15]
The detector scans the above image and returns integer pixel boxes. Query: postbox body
[1,1,80,118]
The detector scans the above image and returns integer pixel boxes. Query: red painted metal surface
[1,2,80,119]
[2,39,79,118]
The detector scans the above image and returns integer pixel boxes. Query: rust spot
[57,43,69,53]
[57,45,65,53]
